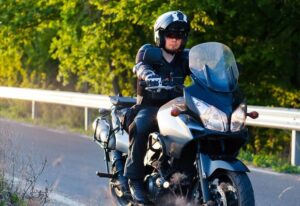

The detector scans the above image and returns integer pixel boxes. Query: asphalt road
[0,118,299,206]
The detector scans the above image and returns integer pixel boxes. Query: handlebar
[145,85,175,91]
[139,80,182,92]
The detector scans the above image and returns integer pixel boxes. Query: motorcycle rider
[122,11,191,204]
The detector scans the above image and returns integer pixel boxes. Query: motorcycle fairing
[184,82,244,118]
[157,84,248,159]
[156,42,248,159]
[157,121,248,159]
[157,97,194,140]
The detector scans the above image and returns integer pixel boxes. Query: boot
[128,178,152,205]
[115,170,130,195]
[111,152,130,195]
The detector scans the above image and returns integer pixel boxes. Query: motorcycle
[92,42,258,206]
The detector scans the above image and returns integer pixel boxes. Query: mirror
[143,47,162,64]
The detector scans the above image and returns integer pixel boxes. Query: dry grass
[0,128,50,205]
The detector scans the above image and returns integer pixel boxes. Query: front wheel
[109,165,133,206]
[109,179,132,206]
[192,170,255,206]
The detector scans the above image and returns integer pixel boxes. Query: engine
[145,172,170,201]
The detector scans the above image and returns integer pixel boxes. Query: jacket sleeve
[132,44,156,80]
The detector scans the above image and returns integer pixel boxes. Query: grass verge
[239,150,300,174]
[0,98,97,135]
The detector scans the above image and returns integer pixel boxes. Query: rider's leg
[110,150,129,192]
[124,106,158,204]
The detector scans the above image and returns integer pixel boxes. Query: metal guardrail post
[32,100,35,120]
[84,107,89,131]
[291,130,300,166]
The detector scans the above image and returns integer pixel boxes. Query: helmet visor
[165,30,186,39]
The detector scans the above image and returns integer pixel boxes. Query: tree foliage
[1,0,299,104]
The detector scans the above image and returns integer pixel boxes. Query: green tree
[0,0,60,88]
[0,0,299,104]
[49,0,211,95]
[192,0,300,107]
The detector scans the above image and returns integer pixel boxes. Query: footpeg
[96,171,117,178]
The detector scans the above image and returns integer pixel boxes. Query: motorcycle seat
[110,96,136,107]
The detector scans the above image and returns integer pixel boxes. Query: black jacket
[133,44,190,106]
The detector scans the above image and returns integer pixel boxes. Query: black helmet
[154,11,190,51]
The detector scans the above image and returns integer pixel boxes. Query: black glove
[145,74,162,87]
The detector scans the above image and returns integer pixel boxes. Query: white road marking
[4,174,86,206]
[278,186,293,199]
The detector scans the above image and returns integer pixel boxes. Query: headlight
[192,97,228,132]
[230,103,246,132]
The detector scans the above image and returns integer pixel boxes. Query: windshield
[189,42,239,92]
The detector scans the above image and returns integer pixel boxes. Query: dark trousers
[124,106,159,179]
[110,150,124,173]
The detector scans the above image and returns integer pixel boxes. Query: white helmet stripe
[183,14,187,22]
[172,12,187,22]
[172,12,179,21]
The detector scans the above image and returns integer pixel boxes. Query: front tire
[109,165,133,206]
[109,179,132,206]
[192,170,255,206]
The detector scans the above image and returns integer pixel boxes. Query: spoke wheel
[210,171,254,206]
[109,180,133,206]
[109,165,133,206]
[192,171,255,206]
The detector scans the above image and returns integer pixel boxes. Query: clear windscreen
[189,42,239,92]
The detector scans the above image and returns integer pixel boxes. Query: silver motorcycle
[93,42,258,206]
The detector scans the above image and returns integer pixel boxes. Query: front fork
[195,144,211,203]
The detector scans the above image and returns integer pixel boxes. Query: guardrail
[0,86,299,166]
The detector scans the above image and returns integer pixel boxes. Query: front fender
[201,154,249,178]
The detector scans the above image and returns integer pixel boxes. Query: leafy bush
[244,127,291,159]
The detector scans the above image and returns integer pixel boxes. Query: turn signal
[171,107,181,117]
[247,111,259,119]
